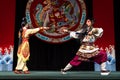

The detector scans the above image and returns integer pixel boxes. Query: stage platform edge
[0,71,120,80]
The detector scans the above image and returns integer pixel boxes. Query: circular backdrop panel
[26,0,86,43]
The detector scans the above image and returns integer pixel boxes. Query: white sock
[100,62,106,70]
[63,63,72,71]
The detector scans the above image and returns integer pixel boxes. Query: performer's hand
[88,31,92,35]
[60,27,69,33]
[40,27,50,30]
[42,27,50,30]
[63,29,69,33]
[58,27,69,34]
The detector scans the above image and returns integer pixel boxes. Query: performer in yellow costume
[14,18,49,74]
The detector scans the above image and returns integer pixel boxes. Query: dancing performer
[61,18,110,75]
[14,17,49,74]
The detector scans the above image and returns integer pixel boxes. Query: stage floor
[0,71,120,80]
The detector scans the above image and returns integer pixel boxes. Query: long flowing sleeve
[70,31,79,38]
[69,28,84,38]
[24,28,40,38]
[69,25,88,39]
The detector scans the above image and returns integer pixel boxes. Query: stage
[0,71,120,80]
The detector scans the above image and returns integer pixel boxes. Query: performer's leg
[61,55,81,74]
[69,55,82,66]
[15,57,24,70]
[22,62,30,74]
[93,51,110,75]
[14,57,24,74]
[93,51,107,64]
[61,63,72,74]
[101,62,107,70]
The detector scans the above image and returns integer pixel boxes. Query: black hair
[18,28,23,46]
[21,17,27,27]
[19,27,23,33]
[18,17,27,46]
[86,17,95,24]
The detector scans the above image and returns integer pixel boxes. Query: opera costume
[14,24,49,74]
[61,24,110,75]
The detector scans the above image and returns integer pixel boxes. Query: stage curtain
[93,0,114,48]
[0,0,16,48]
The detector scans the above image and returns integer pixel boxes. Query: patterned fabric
[69,50,107,66]
[76,51,99,61]
[73,28,103,61]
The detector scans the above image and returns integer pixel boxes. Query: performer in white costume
[61,18,110,75]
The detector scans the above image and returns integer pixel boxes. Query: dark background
[13,0,120,71]
[114,0,120,71]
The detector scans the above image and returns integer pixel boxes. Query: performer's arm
[25,28,40,36]
[69,31,80,38]
[63,28,85,39]
[25,27,49,37]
